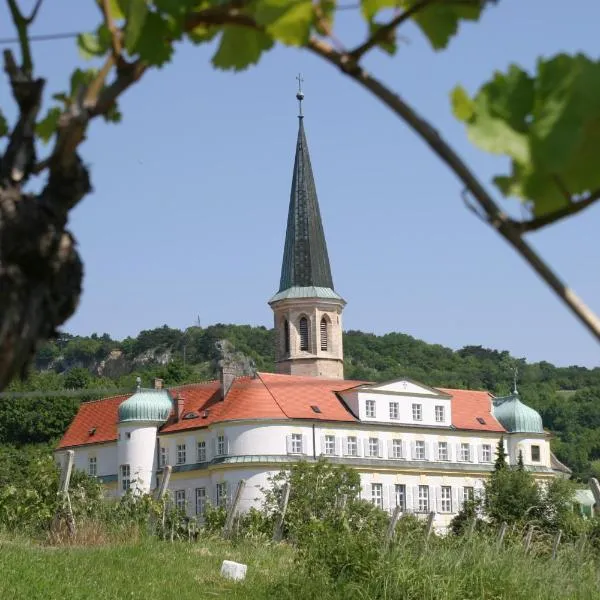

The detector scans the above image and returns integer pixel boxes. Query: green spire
[277,117,335,293]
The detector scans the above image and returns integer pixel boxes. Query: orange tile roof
[437,388,505,432]
[57,376,504,449]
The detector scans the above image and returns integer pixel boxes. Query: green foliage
[495,436,508,470]
[452,54,600,216]
[0,110,8,137]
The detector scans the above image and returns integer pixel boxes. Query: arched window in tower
[299,317,309,351]
[284,319,290,354]
[320,317,328,351]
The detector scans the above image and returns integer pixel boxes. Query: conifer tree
[517,450,525,471]
[494,437,508,471]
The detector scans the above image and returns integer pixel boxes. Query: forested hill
[3,324,600,481]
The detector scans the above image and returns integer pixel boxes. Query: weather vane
[513,367,519,395]
[296,73,304,118]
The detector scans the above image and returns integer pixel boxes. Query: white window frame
[371,483,383,509]
[438,441,448,461]
[88,456,97,477]
[324,435,335,456]
[368,437,379,457]
[395,484,406,511]
[195,487,206,516]
[482,444,492,463]
[216,482,227,508]
[176,443,187,465]
[365,399,376,418]
[120,464,131,492]
[346,436,358,456]
[412,403,422,421]
[392,439,403,459]
[418,485,429,512]
[440,486,452,513]
[531,445,541,463]
[463,487,475,503]
[415,440,426,460]
[389,402,399,420]
[291,433,303,454]
[460,443,470,462]
[197,440,206,462]
[435,405,445,423]
[159,446,168,468]
[217,435,227,456]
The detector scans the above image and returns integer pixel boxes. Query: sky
[1,1,599,368]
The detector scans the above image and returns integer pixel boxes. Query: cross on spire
[296,73,304,118]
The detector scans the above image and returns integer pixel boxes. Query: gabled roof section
[276,118,334,294]
[352,377,451,398]
[57,394,128,449]
[438,388,505,432]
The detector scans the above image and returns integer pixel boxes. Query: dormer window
[299,317,309,351]
[435,405,445,422]
[365,399,376,418]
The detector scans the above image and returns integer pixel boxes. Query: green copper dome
[492,393,544,434]
[118,389,173,424]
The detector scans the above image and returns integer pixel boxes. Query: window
[217,435,227,456]
[482,444,492,462]
[440,486,452,513]
[531,445,541,462]
[365,399,376,418]
[368,437,380,457]
[394,484,406,511]
[460,443,471,462]
[88,456,97,477]
[371,483,383,509]
[346,436,358,456]
[412,403,422,421]
[291,433,303,454]
[415,440,426,460]
[175,489,186,511]
[320,317,328,351]
[197,440,206,462]
[120,464,131,492]
[435,405,445,422]
[284,319,290,354]
[216,482,227,508]
[463,487,474,503]
[418,485,429,512]
[392,439,403,459]
[389,402,399,420]
[195,487,206,516]
[159,446,168,467]
[438,441,448,461]
[324,435,335,455]
[299,317,309,351]
[176,443,186,465]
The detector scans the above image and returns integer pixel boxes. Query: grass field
[1,533,599,600]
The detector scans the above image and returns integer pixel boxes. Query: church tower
[268,78,345,379]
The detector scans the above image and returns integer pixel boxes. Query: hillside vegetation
[2,324,600,480]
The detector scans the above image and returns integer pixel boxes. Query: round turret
[118,389,173,424]
[492,393,544,434]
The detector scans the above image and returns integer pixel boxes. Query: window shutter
[225,437,230,456]
[362,438,368,457]
[406,485,413,512]
[412,486,419,512]
[388,484,396,510]
[299,317,309,351]
[477,444,483,463]
[451,487,459,514]
[302,434,308,454]
[458,488,465,511]
[433,442,439,461]
[342,437,348,456]
[447,443,454,462]
[387,439,394,459]
[320,435,326,456]
[356,438,363,457]
[455,443,462,461]
[286,435,292,454]
[320,318,328,351]
[211,438,217,459]
[335,436,341,456]
[410,441,416,460]
[377,438,383,458]
[435,486,442,513]
[469,444,475,462]
[424,442,431,461]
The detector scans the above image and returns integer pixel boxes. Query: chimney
[154,378,164,390]
[220,365,236,400]
[174,393,185,422]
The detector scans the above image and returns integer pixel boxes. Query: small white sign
[220,560,247,582]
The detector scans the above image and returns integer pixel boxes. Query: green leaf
[123,0,149,54]
[255,0,314,46]
[187,23,219,44]
[131,11,173,65]
[212,27,274,72]
[452,54,600,217]
[104,0,126,21]
[0,110,8,137]
[36,107,62,144]
[368,20,397,55]
[77,26,111,60]
[360,0,397,22]
[70,68,99,96]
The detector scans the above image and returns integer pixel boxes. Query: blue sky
[2,1,599,367]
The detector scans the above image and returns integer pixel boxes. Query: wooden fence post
[496,522,507,549]
[552,529,562,560]
[272,482,291,542]
[523,524,534,554]
[384,505,402,548]
[155,466,172,501]
[466,518,478,540]
[223,480,246,539]
[52,450,76,537]
[422,511,435,550]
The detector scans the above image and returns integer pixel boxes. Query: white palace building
[57,98,569,529]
